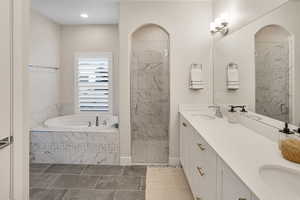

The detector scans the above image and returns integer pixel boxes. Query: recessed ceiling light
[80,13,89,18]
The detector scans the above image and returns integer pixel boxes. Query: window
[75,53,113,113]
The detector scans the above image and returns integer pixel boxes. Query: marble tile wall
[255,41,290,122]
[131,25,170,163]
[31,130,120,165]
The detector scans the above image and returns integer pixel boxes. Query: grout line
[80,165,89,175]
[47,174,61,190]
[93,175,102,189]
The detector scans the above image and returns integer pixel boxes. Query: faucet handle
[229,105,236,112]
[294,127,300,134]
[280,122,294,135]
[240,105,247,112]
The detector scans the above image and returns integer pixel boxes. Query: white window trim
[74,52,113,114]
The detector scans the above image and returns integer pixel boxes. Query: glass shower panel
[131,25,169,163]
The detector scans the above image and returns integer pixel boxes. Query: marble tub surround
[131,24,170,163]
[180,105,300,200]
[30,164,146,200]
[30,130,119,165]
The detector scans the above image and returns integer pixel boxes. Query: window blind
[77,56,112,112]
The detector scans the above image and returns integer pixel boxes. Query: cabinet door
[180,117,191,181]
[191,131,217,200]
[221,163,251,200]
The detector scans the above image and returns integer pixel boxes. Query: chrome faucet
[95,116,99,127]
[209,105,223,118]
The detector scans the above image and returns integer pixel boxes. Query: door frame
[12,0,30,199]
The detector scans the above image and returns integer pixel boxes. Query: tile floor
[30,164,146,200]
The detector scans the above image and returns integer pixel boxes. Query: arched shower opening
[130,24,170,164]
[255,24,293,122]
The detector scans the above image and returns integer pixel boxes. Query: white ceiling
[32,0,210,25]
[31,0,120,25]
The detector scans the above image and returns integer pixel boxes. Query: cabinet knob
[196,167,205,176]
[182,122,187,127]
[197,143,206,151]
[238,198,247,200]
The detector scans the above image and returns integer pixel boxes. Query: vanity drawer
[190,130,217,200]
[192,129,210,157]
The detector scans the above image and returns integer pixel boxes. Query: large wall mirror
[255,25,292,122]
[213,0,300,126]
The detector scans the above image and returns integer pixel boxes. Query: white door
[0,0,13,199]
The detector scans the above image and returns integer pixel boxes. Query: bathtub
[44,114,118,130]
[30,114,120,165]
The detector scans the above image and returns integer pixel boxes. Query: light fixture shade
[210,22,216,32]
[210,12,229,35]
[220,13,229,26]
[215,18,222,28]
[80,13,89,18]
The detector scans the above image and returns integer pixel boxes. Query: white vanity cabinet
[217,158,252,200]
[190,130,217,200]
[180,116,217,200]
[180,117,192,180]
[179,115,260,200]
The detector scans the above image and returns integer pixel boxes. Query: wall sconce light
[210,13,229,35]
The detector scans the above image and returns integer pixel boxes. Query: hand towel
[227,63,239,90]
[190,64,204,89]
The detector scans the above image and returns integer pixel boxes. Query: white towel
[190,64,204,89]
[227,63,239,90]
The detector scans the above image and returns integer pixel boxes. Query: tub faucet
[96,116,99,127]
[209,105,223,118]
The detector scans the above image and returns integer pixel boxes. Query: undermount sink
[190,113,216,120]
[259,165,300,199]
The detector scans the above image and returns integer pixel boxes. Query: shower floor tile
[82,165,123,176]
[51,174,99,189]
[30,163,147,200]
[95,175,142,190]
[30,163,51,174]
[114,190,145,200]
[44,164,86,174]
[30,173,59,188]
[123,166,147,177]
[30,188,67,200]
[63,189,115,200]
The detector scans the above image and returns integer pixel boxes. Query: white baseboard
[120,156,132,166]
[169,157,180,167]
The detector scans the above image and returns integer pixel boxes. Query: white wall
[60,25,119,115]
[213,1,300,125]
[212,0,288,33]
[30,11,61,127]
[30,11,60,67]
[119,2,213,164]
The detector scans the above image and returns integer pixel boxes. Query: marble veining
[130,25,170,163]
[255,41,290,122]
[31,130,119,165]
